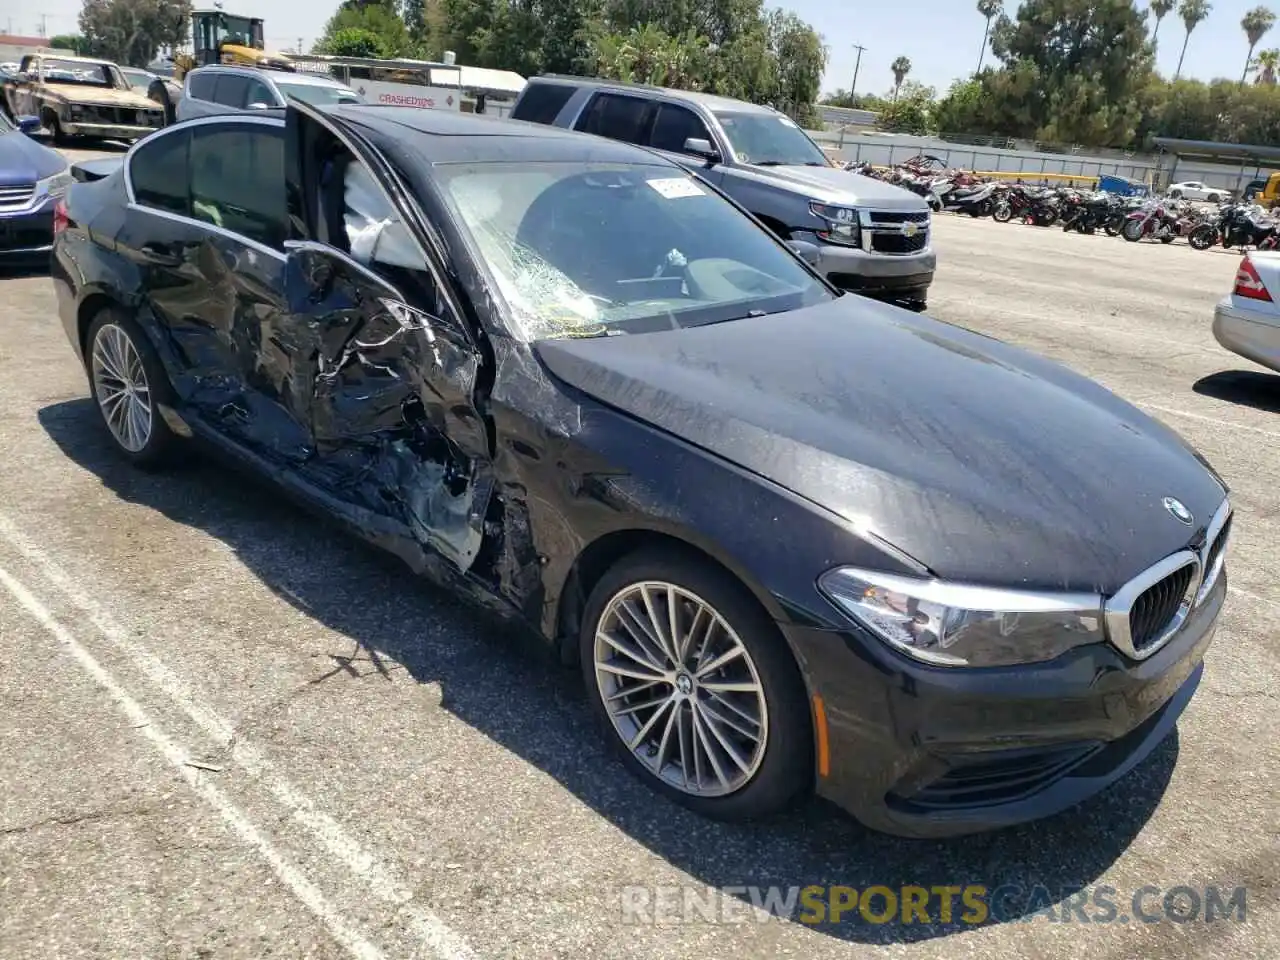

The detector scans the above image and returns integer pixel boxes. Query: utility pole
[37,14,47,37]
[297,36,303,54]
[850,44,867,100]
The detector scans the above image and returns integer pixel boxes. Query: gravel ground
[0,164,1276,960]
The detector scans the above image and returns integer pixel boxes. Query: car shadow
[0,260,49,279]
[1194,369,1280,413]
[37,397,1177,944]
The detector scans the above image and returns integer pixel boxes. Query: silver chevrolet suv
[511,76,935,309]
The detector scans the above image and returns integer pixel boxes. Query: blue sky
[5,0,1268,93]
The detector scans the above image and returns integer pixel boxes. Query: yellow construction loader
[148,9,295,123]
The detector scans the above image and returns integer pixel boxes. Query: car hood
[0,128,66,183]
[535,298,1226,593]
[743,163,927,210]
[41,83,156,108]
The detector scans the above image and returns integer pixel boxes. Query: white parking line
[0,513,477,960]
[0,564,387,960]
[1138,401,1280,441]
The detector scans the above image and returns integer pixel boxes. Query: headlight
[36,170,74,200]
[809,201,860,246]
[818,567,1104,668]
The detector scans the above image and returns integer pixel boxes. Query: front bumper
[784,571,1224,838]
[64,121,159,140]
[791,230,936,301]
[0,196,57,257]
[1213,296,1280,373]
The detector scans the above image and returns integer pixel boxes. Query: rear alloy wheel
[87,312,177,467]
[1121,219,1144,242]
[1189,226,1216,251]
[581,550,811,820]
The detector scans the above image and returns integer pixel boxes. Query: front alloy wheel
[593,581,768,797]
[581,550,811,820]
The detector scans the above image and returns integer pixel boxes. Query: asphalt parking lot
[0,145,1276,960]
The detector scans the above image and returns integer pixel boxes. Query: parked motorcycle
[1121,200,1180,243]
[992,185,1057,225]
[934,181,999,216]
[1213,203,1280,251]
[1062,192,1124,234]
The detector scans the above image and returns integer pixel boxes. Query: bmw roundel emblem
[1162,496,1194,525]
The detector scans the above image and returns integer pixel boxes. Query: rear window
[577,93,651,144]
[510,82,575,125]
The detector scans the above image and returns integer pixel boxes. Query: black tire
[1170,189,1182,199]
[1121,219,1144,242]
[1104,220,1121,237]
[148,80,176,126]
[84,310,179,469]
[903,299,928,313]
[579,547,812,821]
[1159,233,1175,244]
[44,110,69,145]
[992,201,1013,223]
[1207,193,1220,203]
[1188,226,1216,251]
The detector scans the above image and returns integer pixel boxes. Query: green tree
[1257,46,1280,82]
[1149,0,1175,46]
[1240,5,1275,84]
[766,9,826,124]
[988,0,1152,145]
[1174,0,1212,80]
[975,0,1002,72]
[49,33,91,54]
[933,76,988,132]
[890,55,911,99]
[78,0,191,66]
[316,1,413,56]
[322,26,390,57]
[877,80,933,132]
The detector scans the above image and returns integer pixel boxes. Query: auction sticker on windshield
[647,178,706,199]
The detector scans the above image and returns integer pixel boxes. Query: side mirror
[786,239,821,266]
[16,115,40,135]
[247,100,272,110]
[683,137,720,163]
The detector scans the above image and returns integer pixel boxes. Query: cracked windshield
[439,162,830,340]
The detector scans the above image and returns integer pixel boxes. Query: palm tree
[1150,0,1176,46]
[1257,47,1280,82]
[1241,6,1276,84]
[976,0,1002,72]
[891,55,912,99]
[1174,0,1213,79]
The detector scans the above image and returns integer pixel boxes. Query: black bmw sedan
[51,105,1231,837]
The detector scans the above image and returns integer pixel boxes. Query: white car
[1213,252,1280,371]
[1169,181,1230,202]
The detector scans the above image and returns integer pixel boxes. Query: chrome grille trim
[1195,498,1232,606]
[1104,496,1231,660]
[859,209,931,256]
[0,184,36,210]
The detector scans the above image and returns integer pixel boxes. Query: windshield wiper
[752,161,789,167]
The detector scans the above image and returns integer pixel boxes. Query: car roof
[530,75,777,115]
[323,104,677,166]
[30,53,116,67]
[191,65,347,87]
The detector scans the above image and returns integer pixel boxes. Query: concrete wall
[806,128,1275,194]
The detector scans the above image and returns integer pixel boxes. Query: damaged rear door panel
[275,103,496,574]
